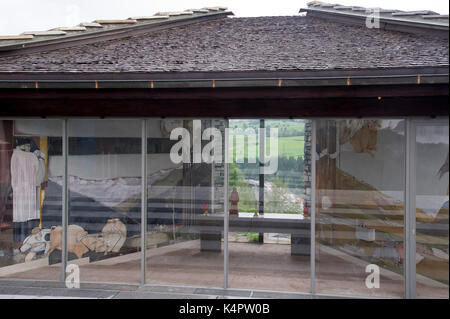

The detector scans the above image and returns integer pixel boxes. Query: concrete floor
[0,279,314,299]
[1,240,447,298]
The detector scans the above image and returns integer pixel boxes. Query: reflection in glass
[228,119,310,292]
[0,120,62,280]
[67,120,141,283]
[145,119,225,287]
[315,119,405,297]
[228,119,259,246]
[415,124,449,299]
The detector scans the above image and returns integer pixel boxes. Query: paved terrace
[0,279,324,299]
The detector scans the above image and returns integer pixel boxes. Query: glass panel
[315,119,405,297]
[0,119,62,281]
[228,120,260,251]
[67,120,141,284]
[145,119,224,287]
[228,119,311,292]
[415,123,449,299]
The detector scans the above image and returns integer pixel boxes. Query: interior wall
[48,153,179,179]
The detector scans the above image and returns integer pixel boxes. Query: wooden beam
[1,96,448,117]
[0,84,448,100]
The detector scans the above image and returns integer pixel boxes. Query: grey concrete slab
[114,291,208,299]
[251,291,312,299]
[14,287,68,297]
[29,281,67,288]
[0,279,137,291]
[194,288,252,297]
[0,279,33,287]
[138,285,197,294]
[313,294,355,299]
[10,286,118,298]
[112,291,150,299]
[2,280,352,300]
[0,294,91,299]
[60,288,118,298]
[80,283,139,291]
[0,286,24,294]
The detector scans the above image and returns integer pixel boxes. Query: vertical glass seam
[405,118,417,299]
[310,119,316,296]
[61,119,68,282]
[224,119,229,289]
[141,119,148,286]
[404,118,410,298]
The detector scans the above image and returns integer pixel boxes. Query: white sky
[0,0,449,35]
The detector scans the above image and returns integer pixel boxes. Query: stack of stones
[211,119,226,213]
[302,120,313,214]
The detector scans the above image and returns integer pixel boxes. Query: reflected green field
[230,136,305,160]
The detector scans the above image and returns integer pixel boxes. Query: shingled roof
[0,3,448,84]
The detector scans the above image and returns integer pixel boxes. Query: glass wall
[315,119,405,298]
[0,117,448,298]
[228,119,311,292]
[67,120,141,284]
[145,119,225,287]
[0,120,62,281]
[414,123,449,299]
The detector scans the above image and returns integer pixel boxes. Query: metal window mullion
[61,119,68,282]
[404,118,410,299]
[405,118,416,299]
[224,119,229,289]
[258,119,265,243]
[141,119,148,286]
[410,120,416,299]
[310,119,317,296]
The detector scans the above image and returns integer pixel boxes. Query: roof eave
[0,71,447,89]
